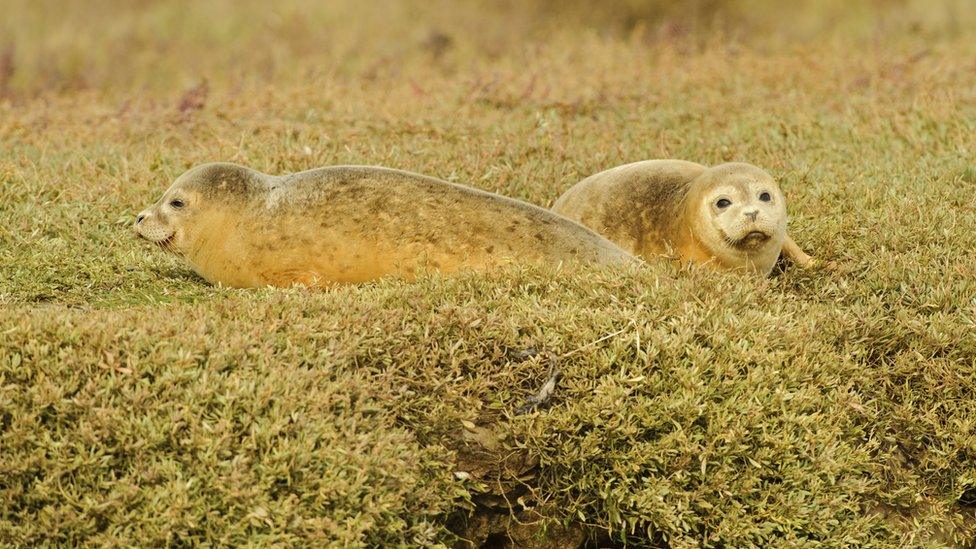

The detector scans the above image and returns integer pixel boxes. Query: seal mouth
[729,230,771,250]
[134,229,176,251]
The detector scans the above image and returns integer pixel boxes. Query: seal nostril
[136,214,146,224]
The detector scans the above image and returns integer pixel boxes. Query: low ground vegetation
[1,0,974,546]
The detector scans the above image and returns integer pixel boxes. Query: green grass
[1,0,975,546]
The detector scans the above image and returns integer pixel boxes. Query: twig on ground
[519,359,561,414]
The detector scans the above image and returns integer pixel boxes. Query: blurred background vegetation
[1,0,973,95]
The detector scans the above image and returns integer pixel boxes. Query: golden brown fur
[552,160,813,276]
[134,163,637,288]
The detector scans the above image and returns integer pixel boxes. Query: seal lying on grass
[552,160,815,276]
[134,163,637,288]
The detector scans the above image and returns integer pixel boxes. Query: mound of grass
[3,266,973,546]
[2,0,975,546]
[1,300,459,545]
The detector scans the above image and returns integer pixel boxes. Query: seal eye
[169,199,185,209]
[759,192,772,202]
[715,198,732,209]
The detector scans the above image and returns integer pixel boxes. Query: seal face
[686,162,787,273]
[134,163,637,288]
[552,160,811,276]
[134,163,258,254]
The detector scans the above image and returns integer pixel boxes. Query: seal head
[684,162,787,271]
[134,163,263,254]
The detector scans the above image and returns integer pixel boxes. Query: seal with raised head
[134,163,637,288]
[551,160,814,276]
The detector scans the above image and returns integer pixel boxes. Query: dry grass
[1,0,975,546]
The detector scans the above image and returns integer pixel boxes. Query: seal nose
[136,214,146,224]
[744,210,759,221]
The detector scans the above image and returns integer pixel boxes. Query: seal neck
[180,207,259,287]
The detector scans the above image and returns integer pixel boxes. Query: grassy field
[1,0,975,546]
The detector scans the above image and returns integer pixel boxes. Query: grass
[1,0,975,546]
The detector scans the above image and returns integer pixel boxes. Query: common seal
[551,160,814,276]
[134,163,637,288]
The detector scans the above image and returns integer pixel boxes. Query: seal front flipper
[780,234,813,268]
